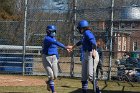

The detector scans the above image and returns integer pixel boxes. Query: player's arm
[85,31,97,49]
[47,37,67,49]
[85,31,97,58]
[71,40,82,49]
[47,37,72,52]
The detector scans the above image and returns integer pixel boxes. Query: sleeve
[47,37,66,49]
[76,40,82,46]
[56,53,59,59]
[85,31,97,49]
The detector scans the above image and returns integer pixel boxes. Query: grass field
[0,75,140,93]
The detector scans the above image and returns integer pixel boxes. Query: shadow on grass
[1,92,32,93]
[101,80,108,90]
[69,88,140,93]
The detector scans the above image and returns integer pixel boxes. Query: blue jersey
[42,35,66,58]
[76,30,96,51]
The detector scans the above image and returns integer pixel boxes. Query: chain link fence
[0,0,140,82]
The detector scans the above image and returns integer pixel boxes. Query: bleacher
[0,45,42,74]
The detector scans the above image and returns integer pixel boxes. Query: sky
[42,0,68,13]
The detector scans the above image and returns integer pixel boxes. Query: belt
[46,54,56,56]
[83,50,92,52]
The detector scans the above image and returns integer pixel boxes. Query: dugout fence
[0,0,140,82]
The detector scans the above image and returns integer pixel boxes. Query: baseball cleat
[45,81,51,91]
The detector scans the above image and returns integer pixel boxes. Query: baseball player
[70,20,99,93]
[96,40,104,79]
[42,25,70,93]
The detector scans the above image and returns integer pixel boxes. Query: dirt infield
[0,75,46,86]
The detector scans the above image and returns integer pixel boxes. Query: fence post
[23,0,28,76]
[70,0,77,77]
[108,0,114,80]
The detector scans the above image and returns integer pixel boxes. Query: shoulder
[85,30,94,35]
[44,36,53,41]
[84,30,95,37]
[84,30,92,34]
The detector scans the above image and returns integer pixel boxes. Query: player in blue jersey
[42,25,71,93]
[70,20,99,93]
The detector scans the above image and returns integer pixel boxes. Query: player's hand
[92,49,96,59]
[66,45,73,49]
[65,45,73,52]
[67,48,72,52]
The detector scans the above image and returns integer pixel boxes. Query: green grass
[0,76,140,93]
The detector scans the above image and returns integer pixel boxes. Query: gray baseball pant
[42,54,58,80]
[81,50,99,81]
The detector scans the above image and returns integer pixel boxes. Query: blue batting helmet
[46,25,56,31]
[77,20,89,28]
